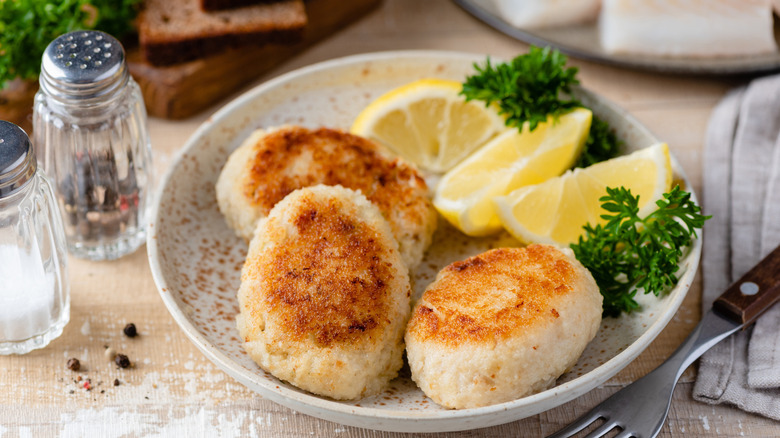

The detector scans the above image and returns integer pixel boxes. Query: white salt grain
[0,244,56,341]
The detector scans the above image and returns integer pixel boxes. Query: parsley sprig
[0,0,141,88]
[461,46,581,132]
[570,186,709,317]
[461,47,702,317]
[575,115,623,169]
[461,46,621,165]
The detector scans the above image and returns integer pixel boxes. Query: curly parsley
[570,186,709,317]
[461,46,581,132]
[575,115,623,169]
[461,47,621,166]
[0,0,141,88]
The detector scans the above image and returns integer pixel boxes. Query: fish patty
[216,125,437,269]
[405,244,602,409]
[236,185,411,400]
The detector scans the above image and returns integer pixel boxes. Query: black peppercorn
[113,379,120,386]
[115,354,131,368]
[123,323,138,338]
[67,358,81,371]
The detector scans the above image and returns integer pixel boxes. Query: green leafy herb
[461,46,620,166]
[570,186,709,317]
[461,46,581,132]
[574,115,623,169]
[0,0,141,88]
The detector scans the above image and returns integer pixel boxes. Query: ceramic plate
[147,51,701,433]
[454,0,780,76]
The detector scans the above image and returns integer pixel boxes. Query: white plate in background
[455,0,780,75]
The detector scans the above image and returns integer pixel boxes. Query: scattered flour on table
[15,426,32,438]
[80,319,91,336]
[59,406,249,437]
[255,413,273,427]
[701,415,710,431]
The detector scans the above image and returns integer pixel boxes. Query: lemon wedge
[433,108,593,236]
[494,142,673,246]
[350,78,505,172]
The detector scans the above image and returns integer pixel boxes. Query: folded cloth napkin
[693,74,780,419]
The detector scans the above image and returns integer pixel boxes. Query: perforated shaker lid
[40,30,128,101]
[0,121,36,198]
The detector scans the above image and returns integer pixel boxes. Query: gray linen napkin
[692,75,780,419]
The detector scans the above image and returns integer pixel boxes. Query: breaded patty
[216,125,437,269]
[236,185,411,400]
[405,245,602,409]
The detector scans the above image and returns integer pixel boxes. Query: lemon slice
[433,108,593,236]
[494,142,673,246]
[350,78,505,172]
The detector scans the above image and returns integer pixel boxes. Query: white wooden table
[2,1,778,436]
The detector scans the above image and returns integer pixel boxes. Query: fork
[548,243,780,438]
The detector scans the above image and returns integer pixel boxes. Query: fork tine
[546,410,604,438]
[583,420,619,438]
[613,430,635,438]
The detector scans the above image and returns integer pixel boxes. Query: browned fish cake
[216,125,437,268]
[405,244,602,409]
[236,184,411,400]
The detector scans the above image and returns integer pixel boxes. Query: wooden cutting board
[0,0,380,130]
[127,0,381,119]
[0,78,37,135]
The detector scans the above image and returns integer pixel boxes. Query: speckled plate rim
[147,50,702,433]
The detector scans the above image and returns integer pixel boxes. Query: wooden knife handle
[713,244,780,326]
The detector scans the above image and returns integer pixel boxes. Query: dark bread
[127,0,382,119]
[201,0,286,11]
[138,0,307,66]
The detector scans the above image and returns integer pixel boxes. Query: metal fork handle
[650,309,741,385]
[549,244,780,438]
[547,310,740,438]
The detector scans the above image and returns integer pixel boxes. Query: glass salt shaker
[33,30,153,261]
[0,121,69,354]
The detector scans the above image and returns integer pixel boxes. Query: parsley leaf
[0,0,141,88]
[574,115,623,169]
[460,46,581,132]
[570,186,709,317]
[461,46,620,166]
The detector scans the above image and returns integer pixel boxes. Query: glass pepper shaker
[0,121,69,354]
[33,30,153,261]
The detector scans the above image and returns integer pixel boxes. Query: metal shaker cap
[40,30,128,101]
[0,121,36,198]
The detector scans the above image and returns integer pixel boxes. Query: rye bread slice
[139,0,306,66]
[201,0,286,12]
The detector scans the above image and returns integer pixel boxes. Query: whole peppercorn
[115,354,131,369]
[123,323,138,338]
[66,358,81,371]
[114,379,121,386]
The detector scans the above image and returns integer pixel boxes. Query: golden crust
[240,186,408,349]
[407,245,582,346]
[404,244,602,408]
[228,125,436,268]
[237,185,411,399]
[242,127,422,213]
